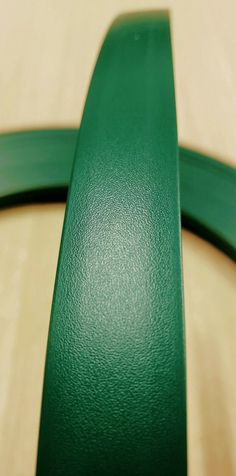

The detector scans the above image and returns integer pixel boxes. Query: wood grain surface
[0,1,235,475]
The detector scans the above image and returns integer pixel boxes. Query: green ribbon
[36,12,186,475]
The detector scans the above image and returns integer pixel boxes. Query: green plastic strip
[0,128,235,259]
[0,129,77,206]
[180,147,236,260]
[36,12,186,475]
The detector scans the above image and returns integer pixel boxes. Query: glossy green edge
[36,12,186,475]
[0,129,235,260]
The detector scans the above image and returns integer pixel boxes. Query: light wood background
[0,1,235,475]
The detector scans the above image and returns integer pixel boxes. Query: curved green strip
[36,12,186,475]
[179,147,236,260]
[0,128,235,259]
[0,129,77,205]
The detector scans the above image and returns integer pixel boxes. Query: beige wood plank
[0,0,236,165]
[0,1,235,475]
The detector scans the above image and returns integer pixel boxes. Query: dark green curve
[36,12,186,475]
[179,147,236,260]
[0,128,235,260]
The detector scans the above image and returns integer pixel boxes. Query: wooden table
[0,1,235,475]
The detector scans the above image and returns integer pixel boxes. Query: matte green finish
[1,129,235,259]
[36,13,186,476]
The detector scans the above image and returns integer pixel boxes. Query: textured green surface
[36,12,186,476]
[0,129,235,260]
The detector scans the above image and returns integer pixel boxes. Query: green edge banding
[36,12,186,475]
[0,11,235,476]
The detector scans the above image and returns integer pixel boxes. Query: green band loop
[0,129,235,260]
[36,12,186,475]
